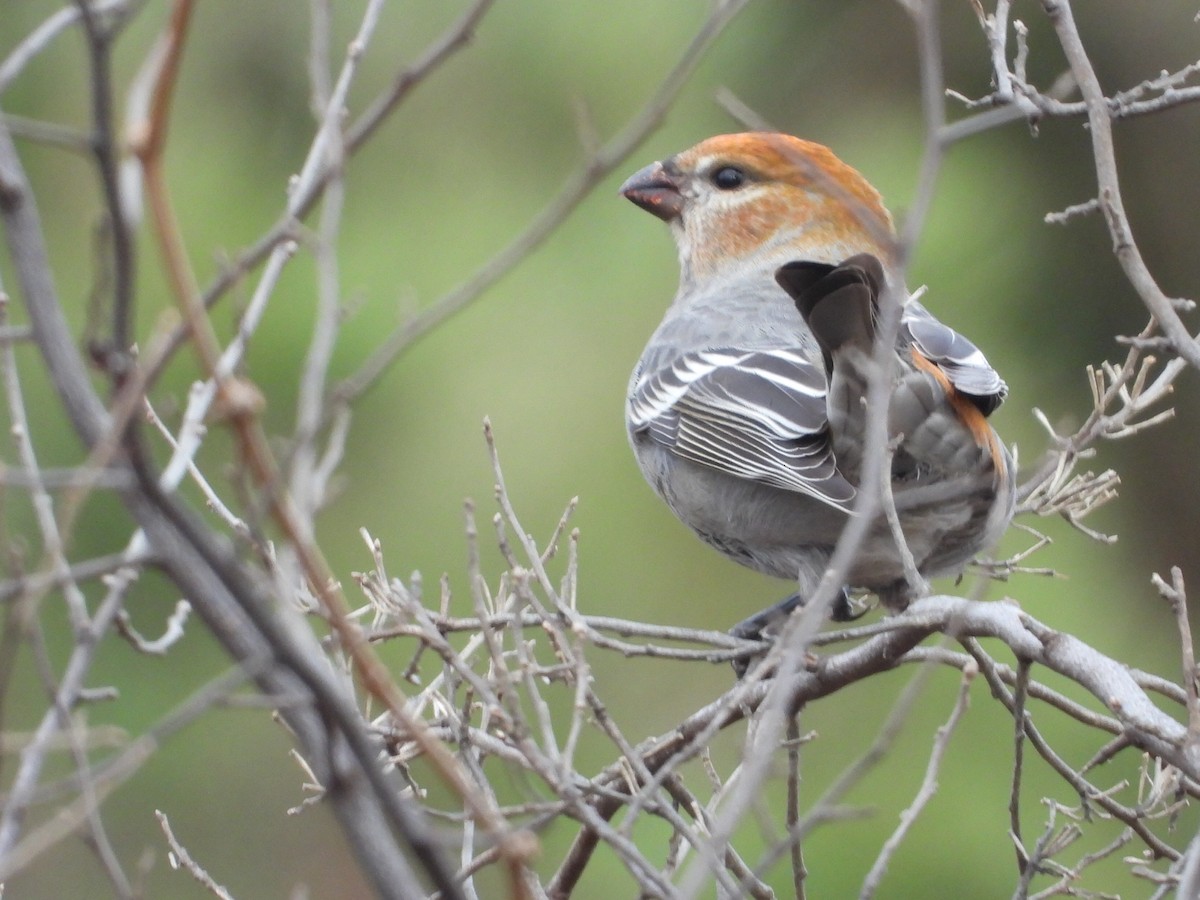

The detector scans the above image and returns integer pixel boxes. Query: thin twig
[786,716,806,900]
[130,5,527,891]
[0,0,146,95]
[1042,0,1200,372]
[156,810,236,900]
[0,664,255,882]
[860,659,975,898]
[1010,659,1032,874]
[1151,567,1200,747]
[329,0,755,411]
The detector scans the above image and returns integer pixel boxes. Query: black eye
[711,166,746,190]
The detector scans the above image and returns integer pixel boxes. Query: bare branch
[2,2,1196,896]
[330,0,756,410]
[156,810,236,900]
[860,659,975,897]
[1041,0,1200,371]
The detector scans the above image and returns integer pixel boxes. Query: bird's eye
[711,166,746,190]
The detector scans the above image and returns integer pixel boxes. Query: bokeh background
[2,1,1199,896]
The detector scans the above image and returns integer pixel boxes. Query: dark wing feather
[901,299,1007,415]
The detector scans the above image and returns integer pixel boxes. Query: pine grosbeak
[621,132,1014,645]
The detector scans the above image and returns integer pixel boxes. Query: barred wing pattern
[901,299,1007,415]
[628,348,856,508]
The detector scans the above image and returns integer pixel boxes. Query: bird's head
[621,132,898,285]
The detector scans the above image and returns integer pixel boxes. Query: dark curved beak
[619,161,683,222]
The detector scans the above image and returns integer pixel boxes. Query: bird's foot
[729,587,863,677]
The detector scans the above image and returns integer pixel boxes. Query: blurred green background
[2,0,1199,896]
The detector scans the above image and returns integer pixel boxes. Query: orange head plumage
[621,133,898,285]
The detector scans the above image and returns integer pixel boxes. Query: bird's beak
[620,161,683,222]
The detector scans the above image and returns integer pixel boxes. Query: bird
[620,132,1014,658]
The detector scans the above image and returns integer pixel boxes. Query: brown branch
[129,4,530,895]
[135,0,500,395]
[1,16,463,900]
[130,0,229,386]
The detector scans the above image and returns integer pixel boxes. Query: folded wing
[628,347,855,508]
[901,300,1007,415]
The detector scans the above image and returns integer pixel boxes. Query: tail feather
[775,255,884,375]
[776,253,1005,488]
[777,254,888,477]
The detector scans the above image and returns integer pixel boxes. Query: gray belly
[633,435,1014,598]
